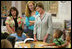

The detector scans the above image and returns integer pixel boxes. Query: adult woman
[5,7,24,34]
[34,2,53,43]
[25,1,39,38]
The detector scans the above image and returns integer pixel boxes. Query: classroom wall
[52,1,71,29]
[1,1,71,32]
[58,1,71,20]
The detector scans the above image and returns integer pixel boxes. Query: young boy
[10,27,27,41]
[43,29,64,47]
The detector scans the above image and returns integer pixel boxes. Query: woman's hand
[43,34,48,42]
[6,25,15,34]
[29,21,35,26]
[34,34,38,41]
[29,21,35,23]
[34,37,38,42]
[43,36,47,42]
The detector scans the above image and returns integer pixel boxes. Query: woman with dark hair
[5,7,24,34]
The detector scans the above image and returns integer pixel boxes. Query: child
[7,36,16,48]
[65,32,71,48]
[43,29,64,47]
[10,27,27,41]
[1,39,12,48]
[60,32,71,48]
[1,32,9,40]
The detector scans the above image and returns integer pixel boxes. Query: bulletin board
[21,1,27,14]
[1,1,11,18]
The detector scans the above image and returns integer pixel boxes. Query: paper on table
[24,46,28,48]
[19,45,22,48]
[38,44,44,47]
[15,44,22,48]
[43,46,55,48]
[15,41,24,48]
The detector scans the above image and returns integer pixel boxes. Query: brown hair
[55,29,63,38]
[25,1,36,17]
[36,2,44,10]
[1,39,12,48]
[9,7,19,17]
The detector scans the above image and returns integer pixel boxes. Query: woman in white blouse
[34,2,53,43]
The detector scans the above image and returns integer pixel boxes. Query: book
[24,38,34,43]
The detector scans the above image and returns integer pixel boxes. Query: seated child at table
[1,39,13,48]
[1,32,9,40]
[60,32,71,48]
[10,27,27,41]
[65,32,71,48]
[43,29,64,47]
[7,36,16,48]
[54,32,71,48]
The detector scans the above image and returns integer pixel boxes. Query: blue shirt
[10,33,27,41]
[25,11,39,30]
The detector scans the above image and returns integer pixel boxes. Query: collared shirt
[34,12,53,42]
[5,16,23,32]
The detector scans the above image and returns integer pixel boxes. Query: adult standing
[34,2,53,43]
[5,7,24,34]
[25,1,39,38]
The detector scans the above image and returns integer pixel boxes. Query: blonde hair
[25,1,36,17]
[1,39,12,48]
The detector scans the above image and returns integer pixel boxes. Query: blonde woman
[25,1,39,38]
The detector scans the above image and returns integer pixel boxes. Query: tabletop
[14,41,49,48]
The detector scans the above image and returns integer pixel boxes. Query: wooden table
[14,41,48,48]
